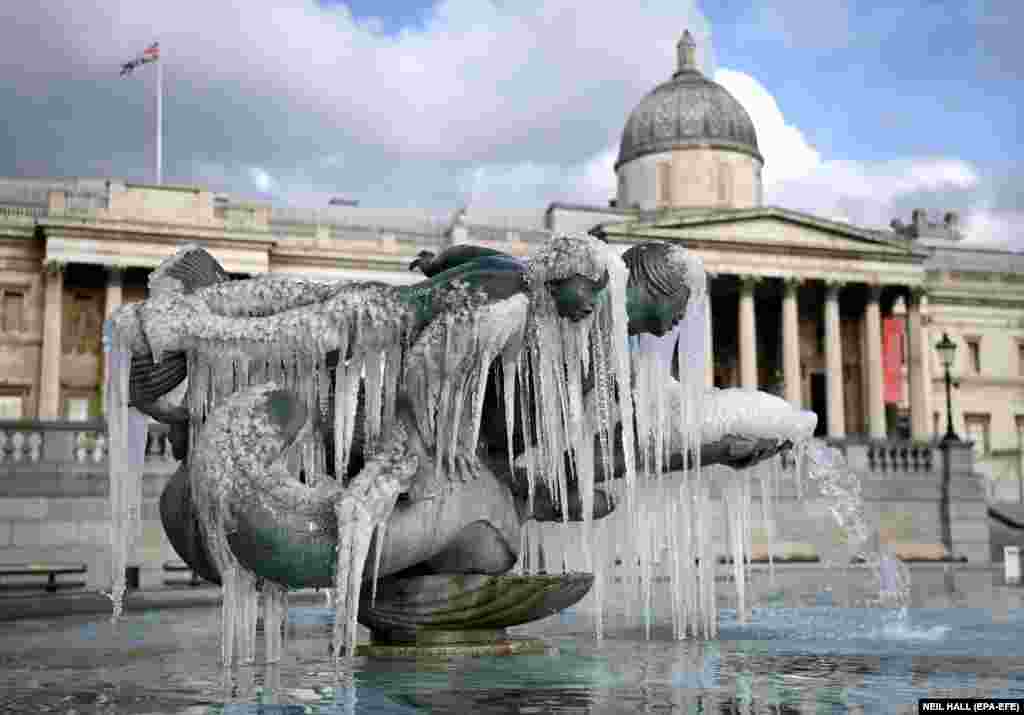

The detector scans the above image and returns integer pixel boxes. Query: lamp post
[935,332,959,561]
[935,332,960,444]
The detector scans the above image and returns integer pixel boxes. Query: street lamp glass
[935,332,957,369]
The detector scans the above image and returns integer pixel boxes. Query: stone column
[864,285,886,439]
[38,261,64,420]
[782,277,802,407]
[824,281,846,438]
[100,268,125,413]
[907,288,932,441]
[738,276,758,389]
[704,277,715,388]
[104,267,124,318]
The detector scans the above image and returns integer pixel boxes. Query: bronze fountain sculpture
[104,233,806,663]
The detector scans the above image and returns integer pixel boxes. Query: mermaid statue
[107,233,808,660]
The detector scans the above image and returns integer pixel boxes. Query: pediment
[603,207,919,259]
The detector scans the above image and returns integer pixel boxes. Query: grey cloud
[0,0,714,207]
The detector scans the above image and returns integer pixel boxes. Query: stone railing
[865,440,937,474]
[831,437,940,476]
[0,203,48,221]
[0,420,176,465]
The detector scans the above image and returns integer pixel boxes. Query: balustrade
[0,427,43,463]
[863,440,936,474]
[0,420,176,466]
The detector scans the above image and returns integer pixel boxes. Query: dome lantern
[675,29,698,77]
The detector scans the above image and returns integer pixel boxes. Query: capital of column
[738,274,762,292]
[866,283,883,303]
[43,259,65,276]
[824,279,844,300]
[106,266,124,287]
[782,276,803,295]
[908,285,928,307]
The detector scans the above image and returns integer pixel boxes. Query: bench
[0,563,87,593]
[163,560,204,587]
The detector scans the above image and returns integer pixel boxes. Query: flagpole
[155,52,162,185]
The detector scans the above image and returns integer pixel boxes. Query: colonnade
[702,274,930,441]
[37,264,124,420]
[33,262,932,442]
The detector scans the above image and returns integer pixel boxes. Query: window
[964,413,991,457]
[0,395,23,419]
[0,288,24,333]
[656,161,672,207]
[65,397,91,422]
[966,337,981,373]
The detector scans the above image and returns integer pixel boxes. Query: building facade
[1,30,1023,475]
[0,31,1014,583]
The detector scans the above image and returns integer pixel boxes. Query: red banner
[883,317,904,404]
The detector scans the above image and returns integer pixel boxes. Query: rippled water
[2,594,1024,715]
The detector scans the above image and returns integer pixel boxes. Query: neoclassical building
[0,31,1022,485]
[545,31,1024,489]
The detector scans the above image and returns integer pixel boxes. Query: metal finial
[676,29,698,74]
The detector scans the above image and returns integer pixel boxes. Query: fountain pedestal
[355,572,593,656]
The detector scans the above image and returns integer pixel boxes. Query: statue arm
[136,283,407,361]
[193,276,341,318]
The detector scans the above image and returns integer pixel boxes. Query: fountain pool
[2,567,1023,714]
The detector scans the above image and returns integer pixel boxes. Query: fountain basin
[359,572,594,645]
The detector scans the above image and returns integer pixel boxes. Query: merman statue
[126,236,788,591]
[106,233,809,662]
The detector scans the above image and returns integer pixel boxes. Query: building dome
[614,31,764,211]
[616,32,761,169]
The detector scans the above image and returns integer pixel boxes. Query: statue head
[622,242,703,337]
[527,233,611,322]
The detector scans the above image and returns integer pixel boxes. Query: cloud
[0,0,713,209]
[714,69,819,186]
[0,1,1017,248]
[715,67,1021,249]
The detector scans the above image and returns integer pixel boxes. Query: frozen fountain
[101,235,891,668]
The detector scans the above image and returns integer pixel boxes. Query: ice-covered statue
[104,233,816,662]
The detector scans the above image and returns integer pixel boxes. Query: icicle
[332,498,375,659]
[363,350,385,454]
[434,313,457,481]
[262,581,287,664]
[381,342,403,434]
[370,520,387,608]
[466,353,494,467]
[334,353,361,482]
[102,314,148,623]
[221,563,237,667]
[762,459,777,586]
[502,353,518,476]
[521,522,532,575]
[592,516,606,641]
[517,356,537,518]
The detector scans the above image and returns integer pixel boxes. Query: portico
[599,206,931,440]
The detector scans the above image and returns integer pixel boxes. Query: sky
[0,0,1020,247]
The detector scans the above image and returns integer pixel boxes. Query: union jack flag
[120,42,159,76]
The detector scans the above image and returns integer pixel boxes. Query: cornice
[38,216,276,248]
[609,205,919,253]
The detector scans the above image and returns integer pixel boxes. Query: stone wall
[0,422,989,595]
[0,421,180,591]
[532,441,989,569]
